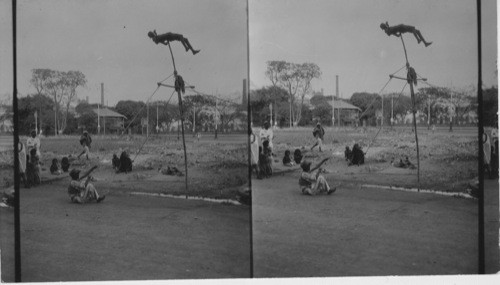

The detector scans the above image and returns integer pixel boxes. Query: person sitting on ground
[348,143,365,166]
[112,154,120,170]
[50,158,62,175]
[147,30,200,55]
[61,156,70,172]
[380,22,432,47]
[77,131,92,160]
[293,148,303,164]
[68,166,105,204]
[344,146,352,161]
[282,150,295,167]
[299,158,336,196]
[311,122,325,152]
[117,151,133,173]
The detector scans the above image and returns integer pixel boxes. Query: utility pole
[391,93,394,128]
[214,99,218,139]
[97,104,100,134]
[156,101,159,133]
[381,94,384,126]
[147,101,149,138]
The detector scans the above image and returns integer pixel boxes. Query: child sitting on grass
[282,150,295,167]
[50,158,62,175]
[299,157,336,196]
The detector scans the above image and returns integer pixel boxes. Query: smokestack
[336,75,339,99]
[101,83,104,106]
[242,79,247,106]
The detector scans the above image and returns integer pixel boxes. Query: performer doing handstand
[148,30,200,55]
[380,22,432,47]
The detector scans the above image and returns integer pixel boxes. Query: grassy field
[1,132,249,200]
[269,125,479,192]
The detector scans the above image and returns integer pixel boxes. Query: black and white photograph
[249,0,498,278]
[0,0,499,284]
[0,0,250,282]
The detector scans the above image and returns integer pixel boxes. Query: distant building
[327,99,361,126]
[93,107,126,134]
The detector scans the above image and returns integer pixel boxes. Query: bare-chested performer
[380,22,432,47]
[148,30,200,55]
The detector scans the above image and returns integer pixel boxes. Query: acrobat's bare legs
[182,38,200,55]
[414,30,432,47]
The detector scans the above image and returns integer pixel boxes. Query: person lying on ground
[148,30,200,55]
[68,166,105,204]
[380,22,432,47]
[299,158,336,196]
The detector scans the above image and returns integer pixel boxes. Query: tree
[17,94,55,135]
[249,86,288,126]
[350,92,380,123]
[115,100,147,133]
[30,69,86,134]
[61,71,87,133]
[265,61,321,127]
[312,104,331,126]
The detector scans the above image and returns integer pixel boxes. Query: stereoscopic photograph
[249,0,498,277]
[0,0,498,283]
[0,0,250,282]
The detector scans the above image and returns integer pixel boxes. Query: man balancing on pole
[380,22,432,47]
[148,30,200,55]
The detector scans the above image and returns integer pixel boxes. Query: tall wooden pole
[167,42,188,195]
[400,35,420,189]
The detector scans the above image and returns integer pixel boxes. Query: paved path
[252,173,478,277]
[484,178,500,274]
[1,180,251,282]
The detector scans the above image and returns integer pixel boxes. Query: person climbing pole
[380,22,432,47]
[148,30,200,55]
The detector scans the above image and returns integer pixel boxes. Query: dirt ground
[251,125,498,276]
[0,133,251,282]
[270,126,480,192]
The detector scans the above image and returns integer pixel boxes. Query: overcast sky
[249,0,497,98]
[0,0,497,106]
[0,0,247,106]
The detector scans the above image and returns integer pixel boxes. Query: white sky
[0,0,497,105]
[249,0,498,98]
[1,0,247,106]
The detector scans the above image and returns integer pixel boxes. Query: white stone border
[130,192,242,205]
[361,184,476,199]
